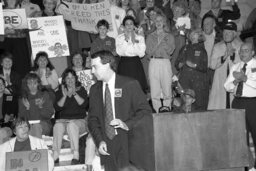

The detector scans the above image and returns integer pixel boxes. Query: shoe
[71,158,80,165]
[54,158,59,166]
[86,164,93,171]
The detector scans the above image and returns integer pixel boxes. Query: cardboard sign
[76,69,95,93]
[3,9,27,30]
[0,3,4,34]
[56,0,112,32]
[5,149,48,171]
[28,15,70,58]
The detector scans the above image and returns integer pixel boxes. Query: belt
[151,56,165,59]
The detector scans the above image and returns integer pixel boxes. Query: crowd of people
[0,0,256,171]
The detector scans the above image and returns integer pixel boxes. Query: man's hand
[233,71,247,82]
[186,60,196,68]
[110,119,129,131]
[98,141,110,156]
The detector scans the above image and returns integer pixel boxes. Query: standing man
[224,42,256,170]
[208,22,243,110]
[88,50,152,171]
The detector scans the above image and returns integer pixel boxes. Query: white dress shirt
[204,30,216,67]
[116,33,146,57]
[224,58,256,97]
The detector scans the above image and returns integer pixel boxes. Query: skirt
[117,56,148,93]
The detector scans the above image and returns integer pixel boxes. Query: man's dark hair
[91,50,118,72]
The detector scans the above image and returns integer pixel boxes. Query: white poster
[3,8,28,30]
[56,0,112,32]
[0,3,4,34]
[28,15,70,58]
[76,69,95,93]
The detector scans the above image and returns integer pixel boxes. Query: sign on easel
[5,149,49,171]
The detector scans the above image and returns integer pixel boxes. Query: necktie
[104,84,115,140]
[236,63,247,97]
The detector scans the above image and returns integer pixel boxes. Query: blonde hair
[155,13,170,33]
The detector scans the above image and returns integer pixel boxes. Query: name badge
[251,68,256,73]
[115,89,122,98]
[106,40,111,46]
[6,96,13,101]
[195,50,201,56]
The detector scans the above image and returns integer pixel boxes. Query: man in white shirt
[224,42,256,169]
[107,0,126,38]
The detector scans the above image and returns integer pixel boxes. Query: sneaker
[71,159,80,165]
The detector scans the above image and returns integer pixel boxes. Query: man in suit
[88,50,152,171]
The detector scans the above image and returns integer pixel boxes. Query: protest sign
[3,9,27,30]
[56,0,112,32]
[0,3,4,34]
[76,69,95,93]
[28,15,70,58]
[6,149,49,171]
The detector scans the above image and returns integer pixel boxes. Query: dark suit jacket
[0,69,21,97]
[88,74,152,167]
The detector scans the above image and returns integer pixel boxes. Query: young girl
[19,73,54,138]
[91,19,116,55]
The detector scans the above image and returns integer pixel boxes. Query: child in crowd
[90,19,116,55]
[19,73,54,138]
[173,89,196,113]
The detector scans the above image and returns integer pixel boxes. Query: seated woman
[53,68,88,165]
[0,117,54,171]
[19,73,55,138]
[0,52,21,120]
[0,77,18,128]
[32,51,59,91]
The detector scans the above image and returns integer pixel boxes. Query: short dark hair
[0,51,13,65]
[122,15,137,27]
[11,117,30,133]
[96,19,110,29]
[91,50,118,72]
[33,51,55,71]
[61,68,81,88]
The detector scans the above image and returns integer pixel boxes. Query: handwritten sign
[28,16,70,58]
[0,3,3,34]
[76,70,95,93]
[56,0,112,32]
[3,9,27,30]
[5,149,48,171]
